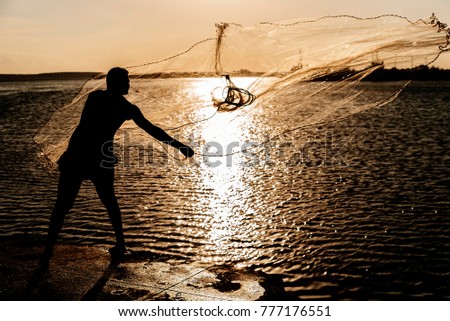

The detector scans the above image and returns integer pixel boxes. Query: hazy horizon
[1,0,450,74]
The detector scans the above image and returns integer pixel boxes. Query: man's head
[106,67,130,95]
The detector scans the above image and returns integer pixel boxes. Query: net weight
[260,305,331,317]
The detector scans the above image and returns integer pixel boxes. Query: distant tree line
[311,65,450,81]
[1,66,450,82]
[0,72,99,82]
[364,65,450,81]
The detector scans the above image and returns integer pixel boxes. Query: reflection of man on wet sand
[41,67,194,264]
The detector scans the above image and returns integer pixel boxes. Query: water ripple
[1,80,449,299]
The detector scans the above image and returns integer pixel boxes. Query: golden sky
[1,0,449,73]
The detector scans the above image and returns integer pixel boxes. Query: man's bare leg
[92,169,126,259]
[41,171,83,266]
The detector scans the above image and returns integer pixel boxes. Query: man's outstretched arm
[132,108,194,157]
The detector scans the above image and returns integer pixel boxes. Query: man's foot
[38,249,52,271]
[109,245,127,262]
[39,252,51,270]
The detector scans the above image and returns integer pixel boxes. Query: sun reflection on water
[188,77,265,264]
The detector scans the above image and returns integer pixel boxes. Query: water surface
[1,79,449,299]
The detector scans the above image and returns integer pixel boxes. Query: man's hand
[180,145,195,158]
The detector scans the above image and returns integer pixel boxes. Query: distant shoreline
[1,66,450,82]
[310,66,450,82]
[0,72,100,82]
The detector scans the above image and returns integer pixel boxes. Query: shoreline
[0,72,99,82]
[2,66,450,82]
[0,235,294,301]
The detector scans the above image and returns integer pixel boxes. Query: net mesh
[34,14,450,171]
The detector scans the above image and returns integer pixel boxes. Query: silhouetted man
[41,67,194,264]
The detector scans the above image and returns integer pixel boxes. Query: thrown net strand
[34,14,450,169]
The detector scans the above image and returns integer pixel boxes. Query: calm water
[1,79,449,300]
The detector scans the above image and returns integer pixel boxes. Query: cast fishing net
[34,14,450,171]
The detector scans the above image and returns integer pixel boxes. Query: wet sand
[0,236,293,301]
